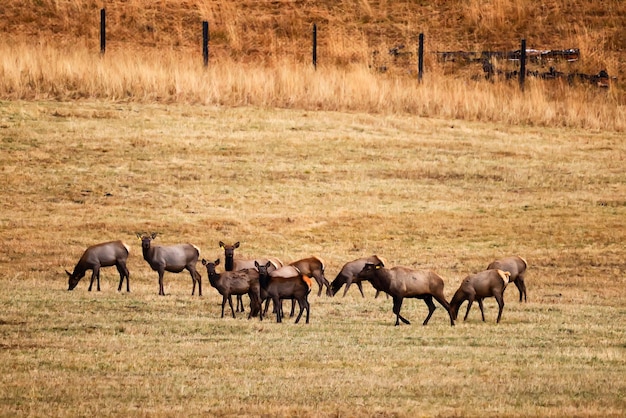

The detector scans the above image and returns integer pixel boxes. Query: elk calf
[450,269,512,323]
[487,256,528,302]
[138,232,202,296]
[256,261,311,324]
[66,240,130,292]
[357,262,454,326]
[202,258,262,319]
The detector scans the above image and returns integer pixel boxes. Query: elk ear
[65,270,72,277]
[151,232,158,239]
[202,259,208,266]
[234,242,240,248]
[255,261,260,269]
[219,241,225,249]
[136,233,143,239]
[215,258,220,266]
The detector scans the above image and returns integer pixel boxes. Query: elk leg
[227,295,236,319]
[116,263,129,292]
[393,297,410,326]
[464,296,475,321]
[273,296,282,323]
[495,293,505,323]
[236,295,244,312]
[432,294,454,326]
[356,281,366,298]
[515,277,527,302]
[477,298,486,321]
[290,299,296,317]
[158,269,165,296]
[422,295,436,325]
[89,266,100,292]
[342,278,353,297]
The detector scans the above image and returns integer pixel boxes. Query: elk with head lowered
[356,262,455,326]
[66,240,130,292]
[330,255,387,298]
[219,241,283,311]
[449,269,511,323]
[138,232,202,296]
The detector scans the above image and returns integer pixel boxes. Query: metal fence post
[202,21,209,67]
[100,9,106,55]
[312,23,317,69]
[520,38,526,91]
[418,33,424,83]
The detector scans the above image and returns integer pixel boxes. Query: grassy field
[0,100,625,416]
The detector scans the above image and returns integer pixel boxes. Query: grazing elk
[219,241,283,312]
[449,269,511,323]
[356,262,455,326]
[487,256,528,302]
[201,258,262,319]
[330,255,387,298]
[138,232,202,296]
[66,240,130,292]
[256,261,311,324]
[290,256,332,297]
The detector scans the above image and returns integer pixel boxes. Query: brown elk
[256,261,311,324]
[290,256,331,297]
[219,241,283,311]
[138,232,202,296]
[449,269,512,323]
[487,256,528,302]
[66,240,130,292]
[201,258,262,319]
[330,255,387,297]
[356,262,455,326]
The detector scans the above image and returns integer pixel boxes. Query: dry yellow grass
[1,101,625,416]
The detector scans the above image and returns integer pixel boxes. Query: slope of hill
[1,0,624,77]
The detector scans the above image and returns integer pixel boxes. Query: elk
[219,241,283,312]
[356,262,455,326]
[256,261,311,324]
[290,256,331,297]
[330,255,387,297]
[66,240,130,292]
[487,256,528,302]
[449,269,512,323]
[201,258,262,319]
[137,232,202,296]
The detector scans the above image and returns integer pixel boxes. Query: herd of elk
[65,237,529,325]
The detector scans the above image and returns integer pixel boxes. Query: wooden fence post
[100,9,106,55]
[202,21,209,67]
[519,38,526,91]
[312,23,317,69]
[418,33,424,83]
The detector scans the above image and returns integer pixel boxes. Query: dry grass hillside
[1,0,624,78]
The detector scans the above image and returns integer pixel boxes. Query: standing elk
[219,241,283,312]
[138,232,202,296]
[256,261,311,324]
[201,258,262,320]
[449,269,511,323]
[330,255,387,298]
[356,262,455,326]
[487,256,528,302]
[66,240,130,292]
[290,256,331,297]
